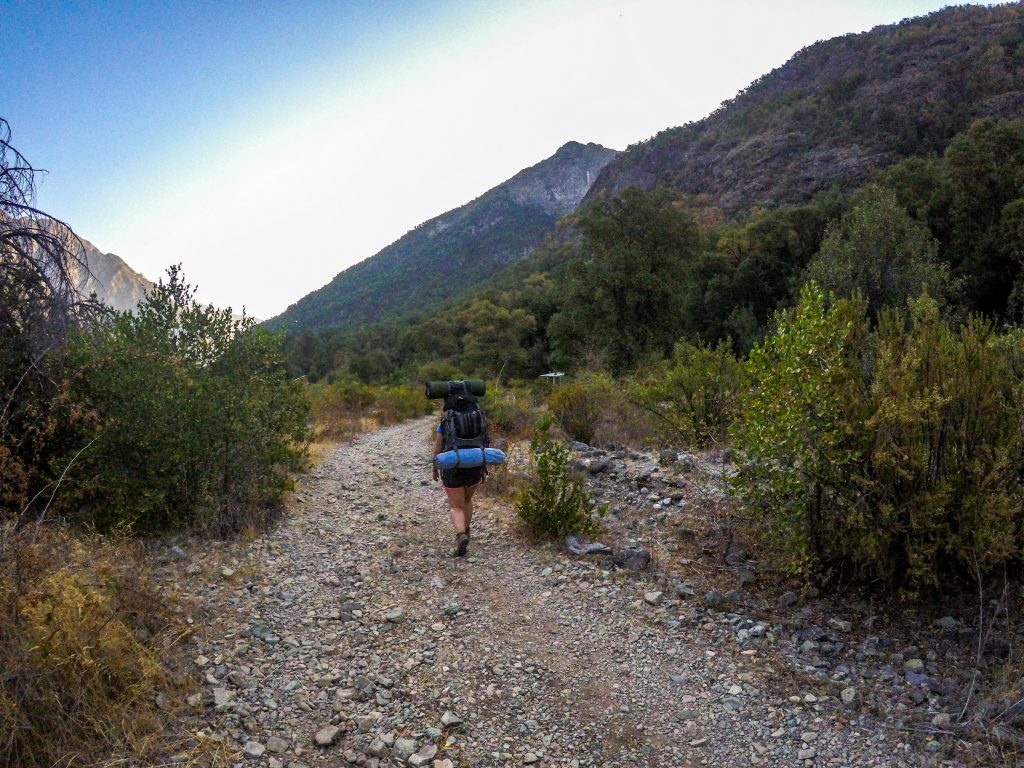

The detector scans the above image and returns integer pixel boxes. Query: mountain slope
[266,141,617,332]
[71,237,153,312]
[585,4,1024,214]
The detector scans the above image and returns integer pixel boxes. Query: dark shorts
[441,466,484,489]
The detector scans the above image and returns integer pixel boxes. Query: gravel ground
[169,416,983,767]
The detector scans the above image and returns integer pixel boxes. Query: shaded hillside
[266,141,616,332]
[70,236,153,312]
[586,4,1024,214]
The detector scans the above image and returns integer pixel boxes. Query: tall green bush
[515,418,603,538]
[62,267,310,534]
[547,373,612,444]
[630,338,745,448]
[733,283,1024,593]
[804,185,948,316]
[731,283,871,576]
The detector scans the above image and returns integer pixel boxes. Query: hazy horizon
[2,0,995,319]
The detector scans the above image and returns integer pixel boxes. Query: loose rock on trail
[174,416,952,767]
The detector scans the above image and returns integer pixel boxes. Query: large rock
[613,547,651,571]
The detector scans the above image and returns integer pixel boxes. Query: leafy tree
[804,185,948,316]
[548,187,701,372]
[0,118,99,519]
[457,298,536,381]
[943,119,1024,316]
[63,267,309,534]
[879,119,1024,319]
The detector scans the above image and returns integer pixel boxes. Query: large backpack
[441,392,489,456]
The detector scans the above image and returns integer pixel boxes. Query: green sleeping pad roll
[424,379,486,399]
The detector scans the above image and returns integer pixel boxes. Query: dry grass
[0,523,199,767]
[477,439,528,501]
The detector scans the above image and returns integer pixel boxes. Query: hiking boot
[454,532,469,557]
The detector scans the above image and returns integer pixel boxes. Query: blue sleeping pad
[434,447,506,470]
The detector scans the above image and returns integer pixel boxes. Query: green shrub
[733,282,1024,594]
[61,267,310,535]
[482,387,538,440]
[731,283,871,577]
[374,385,433,423]
[547,373,612,444]
[630,338,746,448]
[515,418,604,538]
[864,300,1024,590]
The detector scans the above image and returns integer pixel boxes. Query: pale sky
[2,0,988,319]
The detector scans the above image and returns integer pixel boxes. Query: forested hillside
[586,4,1024,213]
[266,141,616,332]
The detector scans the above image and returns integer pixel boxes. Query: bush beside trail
[733,283,1024,595]
[515,418,605,538]
[58,267,310,536]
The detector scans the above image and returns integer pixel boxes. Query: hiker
[432,390,488,557]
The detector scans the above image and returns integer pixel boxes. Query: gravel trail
[180,416,946,767]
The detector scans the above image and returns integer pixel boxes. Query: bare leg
[463,483,478,532]
[444,486,469,534]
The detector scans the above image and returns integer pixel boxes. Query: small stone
[829,618,852,633]
[170,545,188,559]
[433,760,455,768]
[935,616,958,631]
[410,745,439,767]
[703,590,725,608]
[841,687,858,706]
[220,566,235,578]
[932,712,953,727]
[778,591,798,607]
[523,753,539,765]
[643,590,664,606]
[675,582,696,599]
[394,738,418,760]
[797,747,816,760]
[441,710,462,727]
[722,696,743,712]
[385,607,404,622]
[314,725,340,747]
[801,731,818,743]
[186,692,203,708]
[904,658,925,673]
[354,713,379,731]
[266,736,288,754]
[243,741,266,759]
